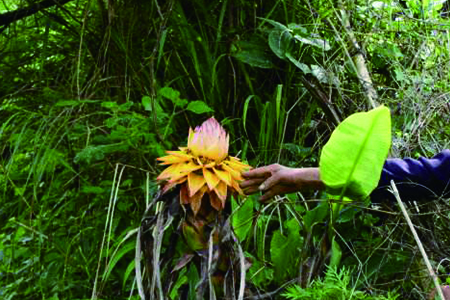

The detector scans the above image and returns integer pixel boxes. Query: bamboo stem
[335,0,378,109]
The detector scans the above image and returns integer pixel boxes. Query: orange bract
[156,117,249,215]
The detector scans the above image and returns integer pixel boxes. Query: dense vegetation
[1,0,450,299]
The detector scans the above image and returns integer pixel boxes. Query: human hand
[240,164,324,202]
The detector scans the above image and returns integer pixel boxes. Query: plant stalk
[390,180,445,300]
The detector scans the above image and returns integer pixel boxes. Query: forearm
[372,149,450,201]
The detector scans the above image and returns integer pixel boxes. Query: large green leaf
[270,223,302,282]
[270,230,289,280]
[231,197,253,241]
[268,29,292,60]
[319,106,391,199]
[231,39,275,69]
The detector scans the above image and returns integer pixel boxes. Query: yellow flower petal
[157,154,191,165]
[221,163,243,181]
[162,176,187,194]
[190,186,207,216]
[231,179,245,196]
[203,168,220,190]
[188,172,206,197]
[178,161,202,174]
[214,180,227,202]
[157,163,181,181]
[212,167,232,186]
[224,158,250,172]
[203,162,216,168]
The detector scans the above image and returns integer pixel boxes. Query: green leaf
[174,98,188,107]
[231,197,253,241]
[55,100,80,107]
[141,96,152,111]
[258,18,289,31]
[186,101,214,114]
[159,86,180,101]
[55,99,99,107]
[118,102,133,111]
[270,230,289,280]
[329,236,342,269]
[303,201,329,232]
[270,227,301,282]
[101,101,119,109]
[74,145,105,165]
[187,264,200,300]
[182,222,206,251]
[246,252,274,288]
[268,29,292,59]
[102,241,135,282]
[231,39,275,69]
[286,52,311,74]
[293,35,331,51]
[319,106,391,199]
[169,268,188,300]
[159,87,188,107]
[81,186,104,194]
[122,259,135,290]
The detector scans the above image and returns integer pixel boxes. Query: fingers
[240,178,265,195]
[242,164,280,179]
[243,186,261,195]
[258,172,281,192]
[259,186,285,202]
[259,189,277,202]
[240,178,265,189]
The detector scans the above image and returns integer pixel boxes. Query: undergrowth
[0,0,449,299]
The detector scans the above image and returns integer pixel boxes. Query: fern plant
[282,266,399,300]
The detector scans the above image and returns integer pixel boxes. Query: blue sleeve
[371,149,450,202]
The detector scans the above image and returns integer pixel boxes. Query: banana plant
[297,105,392,286]
[137,117,250,299]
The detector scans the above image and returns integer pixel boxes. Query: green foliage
[319,106,391,199]
[270,218,303,282]
[1,0,450,299]
[282,266,399,300]
[231,196,254,241]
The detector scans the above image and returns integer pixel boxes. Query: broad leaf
[286,53,311,74]
[268,29,292,59]
[159,87,188,107]
[293,35,331,51]
[159,86,180,101]
[319,106,391,199]
[270,225,302,282]
[186,100,214,114]
[231,197,253,241]
[258,18,289,31]
[231,39,275,69]
[270,230,289,280]
[141,96,152,111]
[303,201,329,232]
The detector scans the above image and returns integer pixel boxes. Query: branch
[300,76,341,126]
[0,0,74,28]
[334,1,378,109]
[390,180,445,300]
